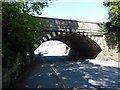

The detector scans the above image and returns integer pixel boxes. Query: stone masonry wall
[95,35,119,62]
[2,51,35,88]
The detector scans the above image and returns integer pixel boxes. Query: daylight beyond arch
[34,40,70,56]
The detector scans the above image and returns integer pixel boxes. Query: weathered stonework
[2,51,35,88]
[39,17,100,32]
[95,35,119,62]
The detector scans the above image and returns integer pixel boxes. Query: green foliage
[2,1,48,67]
[103,1,120,49]
[105,31,117,48]
[98,22,107,32]
[105,2,120,26]
[99,22,117,48]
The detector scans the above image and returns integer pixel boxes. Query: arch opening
[34,33,102,60]
[34,40,71,56]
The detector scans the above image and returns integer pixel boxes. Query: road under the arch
[12,56,119,89]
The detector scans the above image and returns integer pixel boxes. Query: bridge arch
[34,31,102,59]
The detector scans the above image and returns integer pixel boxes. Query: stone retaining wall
[95,35,119,62]
[2,52,35,88]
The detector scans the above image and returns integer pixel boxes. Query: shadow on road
[12,55,120,89]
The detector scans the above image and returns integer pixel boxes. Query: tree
[2,1,48,67]
[104,1,120,26]
[103,0,120,50]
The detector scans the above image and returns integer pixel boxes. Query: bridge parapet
[39,17,100,33]
[39,17,78,30]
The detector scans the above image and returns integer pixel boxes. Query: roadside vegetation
[2,1,49,68]
[99,1,120,51]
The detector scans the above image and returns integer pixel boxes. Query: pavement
[12,56,120,89]
[88,59,120,68]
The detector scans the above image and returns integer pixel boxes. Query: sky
[40,0,109,23]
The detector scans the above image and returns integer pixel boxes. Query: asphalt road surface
[13,56,120,89]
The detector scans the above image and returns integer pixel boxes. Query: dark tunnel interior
[48,33,102,59]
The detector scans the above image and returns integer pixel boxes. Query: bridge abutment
[95,35,119,61]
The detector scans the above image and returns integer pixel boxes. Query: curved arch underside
[36,33,102,59]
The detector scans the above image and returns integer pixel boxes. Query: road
[13,56,120,89]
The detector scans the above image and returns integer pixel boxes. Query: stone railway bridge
[34,17,107,59]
